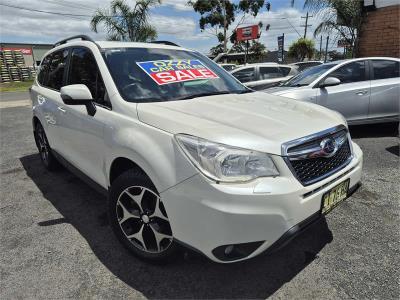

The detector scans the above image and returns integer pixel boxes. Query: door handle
[57,106,66,113]
[355,90,368,96]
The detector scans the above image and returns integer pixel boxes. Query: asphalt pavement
[0,91,399,299]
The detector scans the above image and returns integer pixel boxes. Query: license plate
[321,179,350,215]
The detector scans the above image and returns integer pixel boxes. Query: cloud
[162,0,192,11]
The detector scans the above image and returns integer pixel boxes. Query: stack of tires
[0,51,11,83]
[9,66,21,82]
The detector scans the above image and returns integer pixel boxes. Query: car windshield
[282,63,337,87]
[102,48,249,102]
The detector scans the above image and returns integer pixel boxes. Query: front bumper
[161,141,363,263]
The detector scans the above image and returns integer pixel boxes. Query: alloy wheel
[116,186,173,253]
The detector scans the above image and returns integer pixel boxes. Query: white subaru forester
[30,36,363,263]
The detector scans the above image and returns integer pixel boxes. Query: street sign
[277,35,284,63]
[236,25,259,41]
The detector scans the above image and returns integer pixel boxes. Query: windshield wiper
[175,91,232,100]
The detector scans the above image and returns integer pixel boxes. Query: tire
[34,122,60,171]
[109,169,178,263]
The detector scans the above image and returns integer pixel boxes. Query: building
[0,42,53,68]
[359,0,400,57]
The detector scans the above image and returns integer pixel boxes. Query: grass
[0,80,34,92]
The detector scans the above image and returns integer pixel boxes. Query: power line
[40,0,97,12]
[0,3,94,17]
[300,12,312,38]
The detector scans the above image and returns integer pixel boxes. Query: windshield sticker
[136,59,219,85]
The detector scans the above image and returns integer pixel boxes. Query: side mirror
[320,77,341,88]
[60,84,96,116]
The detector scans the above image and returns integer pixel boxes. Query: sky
[0,0,338,54]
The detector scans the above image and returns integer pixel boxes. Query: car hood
[137,92,343,155]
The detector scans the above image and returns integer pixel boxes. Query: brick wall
[358,5,400,57]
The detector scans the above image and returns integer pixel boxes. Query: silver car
[265,57,400,125]
[231,63,299,91]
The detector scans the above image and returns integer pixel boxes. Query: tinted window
[232,67,256,83]
[47,49,68,90]
[68,48,107,106]
[280,67,291,76]
[372,60,399,79]
[38,54,52,86]
[259,67,282,79]
[329,61,366,84]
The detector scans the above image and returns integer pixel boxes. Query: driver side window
[68,48,110,108]
[329,61,367,84]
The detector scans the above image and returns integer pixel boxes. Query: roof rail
[53,35,97,48]
[150,41,180,47]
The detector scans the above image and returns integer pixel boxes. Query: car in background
[291,61,323,72]
[230,63,299,90]
[264,57,399,125]
[218,63,238,71]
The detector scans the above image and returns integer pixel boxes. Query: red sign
[0,47,32,55]
[137,59,219,85]
[236,25,259,42]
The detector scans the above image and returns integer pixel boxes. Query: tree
[302,0,363,57]
[188,0,267,53]
[91,0,161,42]
[287,38,315,61]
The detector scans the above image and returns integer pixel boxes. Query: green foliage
[188,0,268,53]
[303,0,363,56]
[288,38,316,61]
[90,0,160,42]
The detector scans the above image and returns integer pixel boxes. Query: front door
[56,47,111,187]
[316,60,370,123]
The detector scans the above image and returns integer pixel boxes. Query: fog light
[224,245,234,256]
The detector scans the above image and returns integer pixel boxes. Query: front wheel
[109,169,178,263]
[34,122,60,171]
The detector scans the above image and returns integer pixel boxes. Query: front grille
[283,126,353,186]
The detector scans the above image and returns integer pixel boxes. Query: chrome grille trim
[282,125,353,186]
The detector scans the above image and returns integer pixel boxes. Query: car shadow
[20,154,333,299]
[349,122,399,138]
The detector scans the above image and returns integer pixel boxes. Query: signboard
[0,47,32,55]
[236,25,259,42]
[136,59,219,85]
[277,35,284,63]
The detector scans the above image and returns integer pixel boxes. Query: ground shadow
[20,154,333,299]
[349,122,398,138]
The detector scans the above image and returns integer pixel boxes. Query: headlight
[175,134,279,182]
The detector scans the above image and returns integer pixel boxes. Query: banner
[137,59,219,85]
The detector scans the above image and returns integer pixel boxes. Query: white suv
[30,36,363,263]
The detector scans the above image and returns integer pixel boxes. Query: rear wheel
[109,169,178,263]
[34,122,60,171]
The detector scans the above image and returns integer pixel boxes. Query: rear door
[31,49,69,152]
[368,59,400,122]
[316,60,370,123]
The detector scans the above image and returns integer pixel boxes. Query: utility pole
[301,12,313,39]
[319,35,323,60]
[325,36,329,63]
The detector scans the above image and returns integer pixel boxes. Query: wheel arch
[109,157,148,187]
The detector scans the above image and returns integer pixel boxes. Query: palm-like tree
[91,0,161,42]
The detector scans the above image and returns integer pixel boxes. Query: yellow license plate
[321,179,350,215]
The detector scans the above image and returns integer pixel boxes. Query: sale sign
[236,25,259,42]
[136,59,219,85]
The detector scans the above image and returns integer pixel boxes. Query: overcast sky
[0,0,338,53]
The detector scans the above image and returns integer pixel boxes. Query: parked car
[265,57,400,125]
[230,63,299,90]
[291,60,323,72]
[31,35,363,264]
[218,63,238,71]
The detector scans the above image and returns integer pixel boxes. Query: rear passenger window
[232,67,256,83]
[372,60,399,79]
[47,49,69,90]
[68,48,108,107]
[329,61,366,84]
[259,67,282,79]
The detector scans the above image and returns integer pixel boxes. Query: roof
[96,41,187,51]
